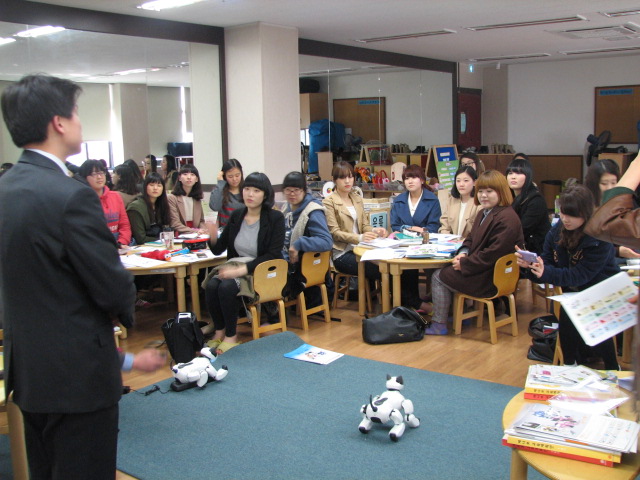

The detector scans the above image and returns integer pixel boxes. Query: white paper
[428,233,461,243]
[358,237,403,249]
[120,255,168,268]
[360,247,406,261]
[554,272,637,347]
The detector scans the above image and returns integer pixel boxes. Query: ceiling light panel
[600,9,640,18]
[559,45,640,55]
[554,25,640,39]
[0,38,16,46]
[355,29,456,43]
[467,15,586,31]
[138,0,208,11]
[14,26,65,38]
[467,53,551,62]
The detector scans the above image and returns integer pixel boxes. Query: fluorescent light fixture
[600,9,640,18]
[0,37,17,46]
[355,29,456,43]
[467,53,551,62]
[468,64,474,73]
[113,68,148,76]
[467,15,586,31]
[138,0,208,11]
[559,45,640,55]
[14,26,65,38]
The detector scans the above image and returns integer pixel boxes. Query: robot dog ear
[386,374,391,380]
[396,376,404,385]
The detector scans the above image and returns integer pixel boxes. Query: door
[457,89,481,150]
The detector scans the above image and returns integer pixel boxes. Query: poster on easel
[430,145,459,190]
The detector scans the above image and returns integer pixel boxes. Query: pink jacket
[100,186,131,246]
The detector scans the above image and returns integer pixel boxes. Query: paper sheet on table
[550,272,637,347]
[360,247,407,261]
[168,249,227,263]
[429,233,461,243]
[120,255,167,268]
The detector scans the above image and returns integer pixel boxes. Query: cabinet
[598,153,635,175]
[300,93,328,129]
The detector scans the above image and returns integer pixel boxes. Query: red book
[502,438,615,467]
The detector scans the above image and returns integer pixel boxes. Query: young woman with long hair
[439,165,481,239]
[518,185,620,369]
[126,172,170,245]
[168,164,207,235]
[209,158,244,229]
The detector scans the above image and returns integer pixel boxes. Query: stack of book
[504,403,639,467]
[524,364,605,402]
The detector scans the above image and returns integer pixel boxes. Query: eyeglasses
[283,188,303,195]
[89,171,106,178]
[461,161,475,167]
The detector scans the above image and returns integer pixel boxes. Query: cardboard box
[318,152,334,181]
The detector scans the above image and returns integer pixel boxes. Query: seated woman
[126,172,171,245]
[390,164,441,234]
[161,154,179,191]
[506,158,550,255]
[78,159,131,248]
[390,164,441,311]
[439,165,481,239]
[584,158,639,262]
[112,164,139,207]
[423,170,524,335]
[518,185,620,370]
[143,154,157,179]
[209,158,244,229]
[323,161,387,282]
[123,158,144,193]
[204,172,285,354]
[280,171,333,302]
[459,152,485,176]
[168,164,207,235]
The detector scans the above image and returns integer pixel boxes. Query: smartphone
[519,250,538,263]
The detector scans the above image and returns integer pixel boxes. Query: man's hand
[132,349,167,372]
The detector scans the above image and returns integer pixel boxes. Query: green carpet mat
[114,331,544,479]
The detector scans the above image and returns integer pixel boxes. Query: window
[67,141,113,167]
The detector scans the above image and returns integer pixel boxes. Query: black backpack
[161,312,205,364]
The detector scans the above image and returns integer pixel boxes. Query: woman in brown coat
[422,170,524,335]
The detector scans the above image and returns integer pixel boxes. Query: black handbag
[161,312,205,364]
[526,315,558,363]
[362,306,428,344]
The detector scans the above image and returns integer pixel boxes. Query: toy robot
[170,347,228,392]
[358,375,420,441]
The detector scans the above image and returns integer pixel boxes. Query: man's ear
[50,115,65,135]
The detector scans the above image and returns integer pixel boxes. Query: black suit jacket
[0,150,136,413]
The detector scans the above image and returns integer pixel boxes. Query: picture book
[283,344,344,365]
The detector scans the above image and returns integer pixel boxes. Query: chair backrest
[300,251,330,288]
[492,254,520,297]
[252,259,289,303]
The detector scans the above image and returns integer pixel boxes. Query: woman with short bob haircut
[506,158,550,255]
[422,170,524,335]
[168,164,207,235]
[203,172,284,354]
[323,161,387,281]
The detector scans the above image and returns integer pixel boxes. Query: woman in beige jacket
[323,161,387,279]
[439,165,482,240]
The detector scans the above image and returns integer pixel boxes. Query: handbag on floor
[526,315,558,363]
[161,312,205,364]
[362,306,428,344]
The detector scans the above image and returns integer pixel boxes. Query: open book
[283,344,344,365]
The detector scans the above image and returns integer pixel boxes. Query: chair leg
[553,334,563,365]
[320,285,331,323]
[453,293,465,335]
[249,305,260,340]
[507,295,518,337]
[298,292,309,332]
[278,300,287,334]
[485,300,498,345]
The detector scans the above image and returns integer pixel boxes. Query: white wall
[327,69,453,149]
[147,86,184,159]
[504,54,640,155]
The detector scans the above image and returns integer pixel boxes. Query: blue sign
[599,88,633,96]
[358,99,381,105]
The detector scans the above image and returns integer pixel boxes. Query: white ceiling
[3,0,640,85]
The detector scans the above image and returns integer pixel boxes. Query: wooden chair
[452,254,520,344]
[0,330,30,480]
[238,259,289,339]
[550,286,564,365]
[285,251,331,331]
[531,280,553,312]
[332,270,378,313]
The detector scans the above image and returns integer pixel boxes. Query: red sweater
[100,186,131,246]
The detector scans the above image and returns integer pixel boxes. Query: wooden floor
[116,279,622,479]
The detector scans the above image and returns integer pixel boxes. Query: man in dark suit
[0,74,136,479]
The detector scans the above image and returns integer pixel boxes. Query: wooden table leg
[175,266,187,312]
[390,264,402,308]
[358,259,366,316]
[378,262,390,313]
[189,265,202,320]
[510,449,528,480]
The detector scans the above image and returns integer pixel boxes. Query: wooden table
[354,246,452,315]
[185,255,227,321]
[502,389,640,480]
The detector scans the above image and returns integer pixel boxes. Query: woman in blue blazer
[390,164,442,311]
[390,164,441,234]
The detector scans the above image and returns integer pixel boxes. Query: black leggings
[559,307,619,370]
[205,277,241,337]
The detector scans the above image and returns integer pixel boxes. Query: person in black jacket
[506,158,550,255]
[204,172,285,354]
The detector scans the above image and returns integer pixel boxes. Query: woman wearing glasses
[78,159,131,247]
[459,152,485,175]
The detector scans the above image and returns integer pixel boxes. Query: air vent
[600,9,640,18]
[299,68,354,76]
[467,53,551,62]
[466,15,585,31]
[559,45,640,55]
[554,25,639,39]
[355,29,455,43]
